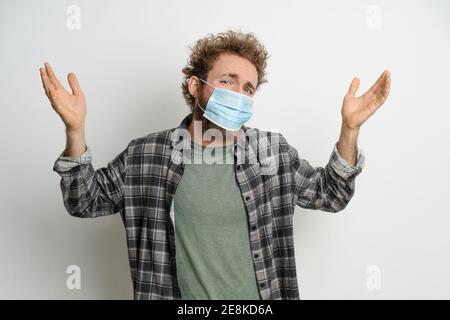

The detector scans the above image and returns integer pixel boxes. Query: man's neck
[187,112,237,147]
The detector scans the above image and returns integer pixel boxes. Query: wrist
[66,126,85,137]
[340,122,359,139]
[338,123,359,161]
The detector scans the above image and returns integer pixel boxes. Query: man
[41,30,391,300]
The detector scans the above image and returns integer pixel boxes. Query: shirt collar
[169,113,250,165]
[170,113,249,148]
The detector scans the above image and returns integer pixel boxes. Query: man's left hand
[341,70,391,130]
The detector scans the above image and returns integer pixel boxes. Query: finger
[40,66,54,97]
[372,70,391,103]
[47,85,58,107]
[378,71,391,103]
[380,70,391,94]
[369,71,391,111]
[368,70,388,96]
[44,62,63,89]
[67,72,82,95]
[347,77,360,97]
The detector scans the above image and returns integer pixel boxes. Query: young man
[41,30,391,300]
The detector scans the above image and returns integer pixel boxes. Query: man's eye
[220,80,232,85]
[245,88,253,95]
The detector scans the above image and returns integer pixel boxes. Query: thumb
[68,72,82,95]
[346,77,360,97]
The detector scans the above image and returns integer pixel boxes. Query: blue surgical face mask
[196,78,254,131]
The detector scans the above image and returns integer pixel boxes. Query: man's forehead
[209,53,258,84]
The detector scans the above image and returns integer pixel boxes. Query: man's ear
[187,76,200,98]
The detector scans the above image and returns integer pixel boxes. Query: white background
[0,0,449,299]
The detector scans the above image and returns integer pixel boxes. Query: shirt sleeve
[52,145,92,172]
[329,141,365,180]
[52,143,130,218]
[287,138,365,212]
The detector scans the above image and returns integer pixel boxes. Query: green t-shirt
[174,141,260,300]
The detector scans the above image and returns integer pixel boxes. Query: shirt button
[260,283,265,288]
[251,225,257,231]
[236,165,241,170]
[245,196,250,201]
[254,253,259,259]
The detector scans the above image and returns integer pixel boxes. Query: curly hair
[181,30,270,112]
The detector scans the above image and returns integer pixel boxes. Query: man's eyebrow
[219,73,256,91]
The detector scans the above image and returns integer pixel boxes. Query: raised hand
[341,70,391,130]
[40,62,86,132]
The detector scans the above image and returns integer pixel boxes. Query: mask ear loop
[196,77,214,113]
[197,102,206,113]
[198,77,215,89]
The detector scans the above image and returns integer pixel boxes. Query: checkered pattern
[53,113,365,300]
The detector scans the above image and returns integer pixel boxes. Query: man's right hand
[40,62,86,132]
[41,62,87,157]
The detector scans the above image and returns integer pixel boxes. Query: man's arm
[286,136,365,213]
[287,69,390,212]
[40,62,130,218]
[337,69,391,163]
[337,123,359,166]
[53,142,131,218]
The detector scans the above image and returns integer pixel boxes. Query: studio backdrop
[0,0,449,299]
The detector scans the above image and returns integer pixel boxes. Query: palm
[52,88,86,129]
[342,70,391,130]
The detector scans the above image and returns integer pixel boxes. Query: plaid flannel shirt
[52,112,365,300]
